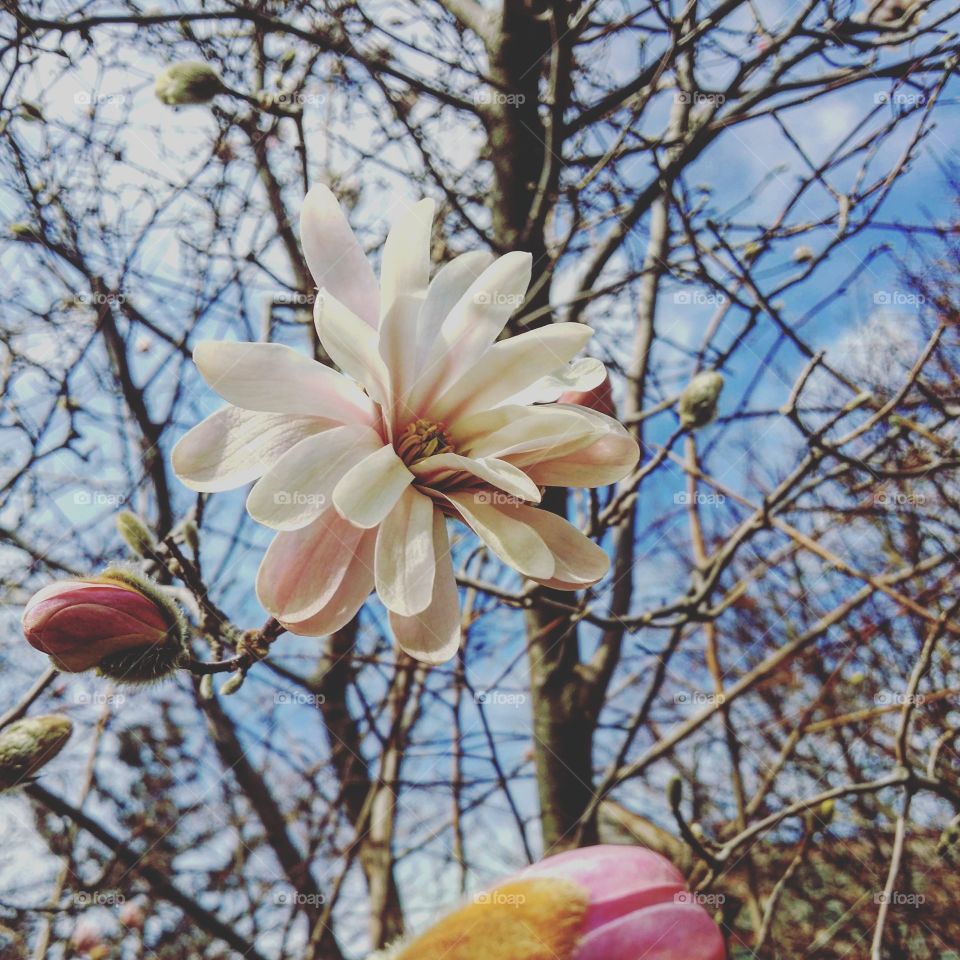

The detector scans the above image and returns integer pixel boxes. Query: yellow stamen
[395,419,455,466]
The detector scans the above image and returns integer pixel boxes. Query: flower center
[395,419,455,466]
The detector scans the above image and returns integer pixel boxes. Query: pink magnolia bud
[558,374,617,419]
[22,571,184,677]
[521,845,726,960]
[70,918,102,953]
[119,899,146,930]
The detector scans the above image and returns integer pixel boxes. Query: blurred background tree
[1,0,960,957]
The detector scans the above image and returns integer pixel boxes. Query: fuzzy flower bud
[22,569,185,680]
[0,715,73,790]
[155,62,224,106]
[116,510,155,558]
[679,370,725,429]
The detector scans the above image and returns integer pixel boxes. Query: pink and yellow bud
[383,845,725,960]
[22,571,185,680]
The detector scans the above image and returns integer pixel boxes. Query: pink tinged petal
[192,340,376,424]
[379,198,434,317]
[454,404,601,463]
[374,487,436,616]
[390,512,461,664]
[429,323,594,422]
[172,406,331,493]
[300,185,379,327]
[411,453,541,504]
[246,425,385,531]
[510,505,609,588]
[445,492,554,580]
[524,407,640,488]
[509,356,607,406]
[521,846,725,960]
[314,290,390,406]
[576,901,727,960]
[332,443,414,529]
[280,530,376,637]
[256,509,372,624]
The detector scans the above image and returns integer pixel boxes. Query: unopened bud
[155,62,224,106]
[793,245,815,264]
[678,371,724,429]
[667,775,683,809]
[0,715,73,790]
[182,520,200,556]
[22,568,186,680]
[116,511,155,558]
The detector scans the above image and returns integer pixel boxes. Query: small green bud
[0,715,73,790]
[793,245,815,264]
[667,775,683,809]
[182,520,200,556]
[155,62,224,106]
[18,101,44,122]
[9,222,41,240]
[199,674,214,700]
[116,511,155,558]
[679,371,725,429]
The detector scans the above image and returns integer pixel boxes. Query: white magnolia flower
[173,187,639,663]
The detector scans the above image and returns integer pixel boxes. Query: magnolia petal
[411,453,541,504]
[429,323,594,422]
[507,356,607,406]
[256,509,372,623]
[333,443,414,529]
[416,250,493,357]
[300,185,379,327]
[511,505,610,588]
[246,425,384,531]
[380,198,434,318]
[454,404,601,463]
[314,289,390,406]
[438,250,532,362]
[192,340,375,424]
[445,492,554,580]
[390,512,461,664]
[277,531,376,637]
[375,486,436,616]
[172,406,331,492]
[524,409,639,488]
[379,292,424,424]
